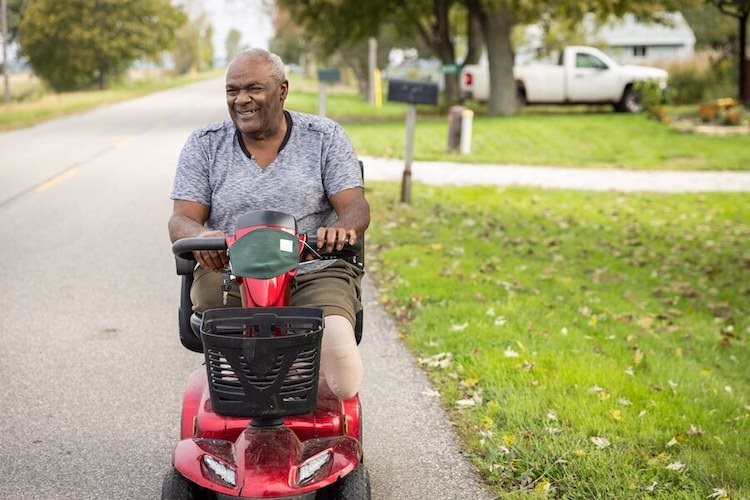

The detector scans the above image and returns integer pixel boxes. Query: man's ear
[280,80,289,101]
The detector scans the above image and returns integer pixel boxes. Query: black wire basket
[200,307,324,417]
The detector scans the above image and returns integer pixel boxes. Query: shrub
[666,54,737,105]
[634,79,670,122]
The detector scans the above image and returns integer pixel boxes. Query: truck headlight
[296,450,332,486]
[203,454,237,487]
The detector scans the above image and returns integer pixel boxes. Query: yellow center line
[35,167,80,193]
[115,135,138,148]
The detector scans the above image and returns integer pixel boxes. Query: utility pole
[1,0,10,104]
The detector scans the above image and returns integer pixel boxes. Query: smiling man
[168,49,369,399]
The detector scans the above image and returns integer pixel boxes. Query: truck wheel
[318,463,371,499]
[516,84,527,107]
[616,85,641,113]
[161,468,196,500]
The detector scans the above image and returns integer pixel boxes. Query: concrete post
[401,104,417,203]
[368,38,377,105]
[1,0,10,105]
[460,109,474,155]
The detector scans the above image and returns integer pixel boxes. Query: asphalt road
[0,79,491,499]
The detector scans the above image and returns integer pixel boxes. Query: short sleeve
[170,130,212,205]
[321,124,363,198]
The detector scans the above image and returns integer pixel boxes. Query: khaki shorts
[191,260,363,327]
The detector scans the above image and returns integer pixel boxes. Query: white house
[516,12,696,66]
[596,12,696,64]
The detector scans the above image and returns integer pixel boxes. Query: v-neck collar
[235,110,293,161]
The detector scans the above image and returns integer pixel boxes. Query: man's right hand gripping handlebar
[194,230,228,272]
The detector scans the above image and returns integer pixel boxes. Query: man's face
[225,56,288,139]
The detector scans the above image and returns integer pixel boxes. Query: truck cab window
[576,53,608,70]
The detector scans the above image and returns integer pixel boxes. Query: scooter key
[221,270,232,306]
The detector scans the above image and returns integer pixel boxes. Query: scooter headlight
[296,450,332,486]
[203,454,237,487]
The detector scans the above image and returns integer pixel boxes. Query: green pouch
[228,228,300,279]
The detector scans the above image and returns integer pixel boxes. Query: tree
[171,12,215,74]
[6,0,25,44]
[225,28,245,65]
[18,0,185,91]
[710,0,750,105]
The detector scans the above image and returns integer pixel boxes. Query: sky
[189,0,275,64]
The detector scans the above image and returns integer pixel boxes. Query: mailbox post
[386,79,439,203]
[317,68,341,117]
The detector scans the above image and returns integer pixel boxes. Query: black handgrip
[172,237,227,261]
[303,235,363,260]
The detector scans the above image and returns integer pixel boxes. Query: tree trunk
[432,0,458,105]
[463,0,483,65]
[478,0,516,116]
[740,12,749,107]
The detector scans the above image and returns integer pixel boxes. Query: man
[168,49,369,399]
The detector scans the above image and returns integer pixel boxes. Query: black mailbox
[317,69,341,83]
[387,79,439,105]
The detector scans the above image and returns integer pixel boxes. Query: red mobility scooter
[163,210,371,499]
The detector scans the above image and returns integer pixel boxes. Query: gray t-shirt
[171,110,362,236]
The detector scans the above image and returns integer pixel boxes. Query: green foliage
[5,0,27,44]
[171,12,215,73]
[18,0,185,91]
[225,29,245,65]
[667,56,738,104]
[681,4,737,54]
[634,79,669,121]
[366,183,750,498]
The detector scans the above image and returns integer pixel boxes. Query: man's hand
[194,229,228,272]
[316,227,357,253]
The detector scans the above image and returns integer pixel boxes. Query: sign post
[386,79,439,204]
[316,68,341,117]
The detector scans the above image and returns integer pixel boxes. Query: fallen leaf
[666,437,678,447]
[637,317,654,330]
[708,488,729,499]
[590,436,611,449]
[634,348,645,365]
[666,461,685,471]
[504,348,519,358]
[455,398,476,408]
[451,323,469,332]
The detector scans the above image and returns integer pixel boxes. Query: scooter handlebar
[303,235,363,260]
[172,234,362,262]
[172,237,227,261]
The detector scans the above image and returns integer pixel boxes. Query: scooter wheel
[161,467,197,500]
[320,463,371,499]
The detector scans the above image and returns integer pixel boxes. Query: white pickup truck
[460,46,668,112]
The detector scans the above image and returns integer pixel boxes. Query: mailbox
[387,79,439,105]
[317,69,341,83]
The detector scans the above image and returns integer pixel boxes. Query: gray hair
[230,48,286,82]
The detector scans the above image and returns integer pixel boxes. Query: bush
[634,79,669,122]
[666,54,737,105]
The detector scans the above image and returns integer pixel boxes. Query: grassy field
[340,113,750,171]
[0,70,223,131]
[366,183,749,498]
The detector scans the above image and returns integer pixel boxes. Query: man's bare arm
[317,187,370,253]
[168,200,227,271]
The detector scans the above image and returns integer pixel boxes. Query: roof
[595,12,696,47]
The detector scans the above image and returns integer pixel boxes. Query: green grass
[366,183,750,498]
[0,70,223,131]
[342,113,750,171]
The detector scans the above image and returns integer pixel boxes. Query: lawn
[366,182,749,498]
[341,113,750,171]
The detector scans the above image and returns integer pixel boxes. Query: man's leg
[191,266,241,313]
[291,261,364,399]
[320,315,362,399]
